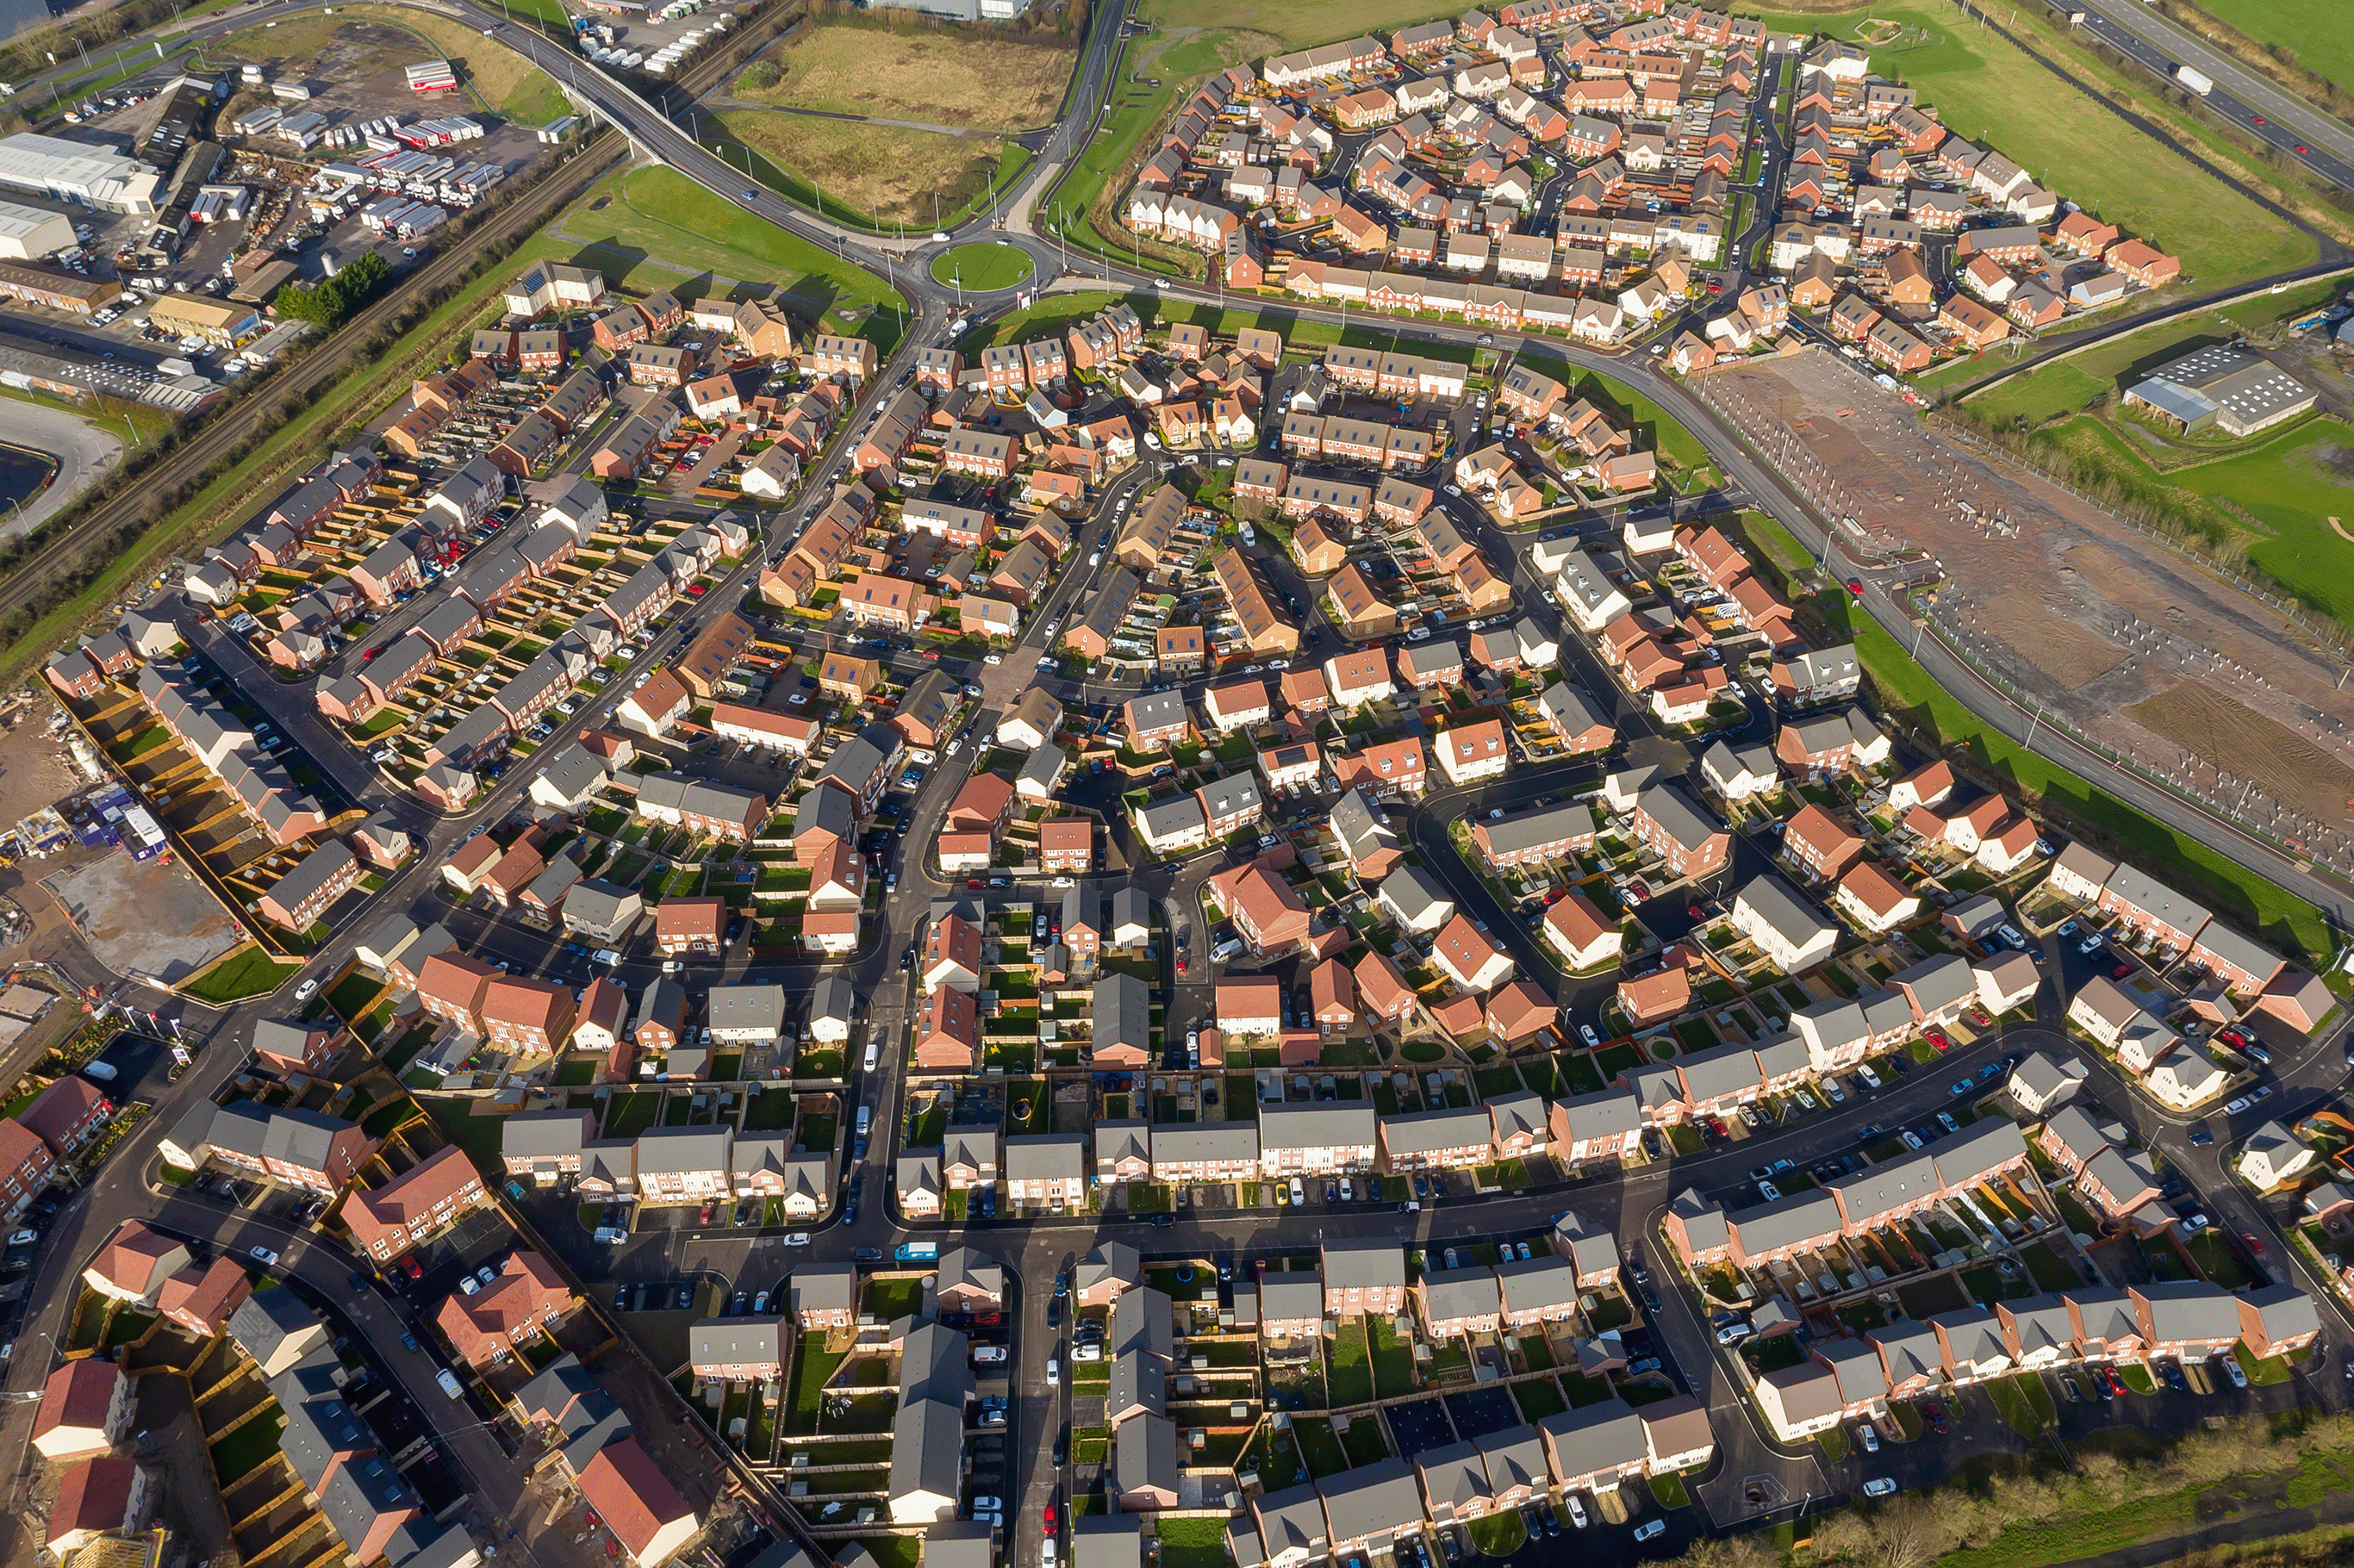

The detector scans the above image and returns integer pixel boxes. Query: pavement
[0,398,128,540]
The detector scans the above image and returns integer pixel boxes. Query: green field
[1957,278,2342,428]
[2203,0,2354,90]
[931,242,1036,291]
[1813,591,2334,961]
[1132,0,1442,49]
[1739,2,2317,289]
[557,166,907,344]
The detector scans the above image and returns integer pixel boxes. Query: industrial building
[0,198,77,260]
[0,133,163,214]
[2123,345,2317,438]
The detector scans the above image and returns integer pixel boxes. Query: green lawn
[605,1092,663,1138]
[184,949,302,1004]
[208,1411,286,1483]
[1369,1314,1418,1398]
[1292,1416,1351,1478]
[1741,1,2314,289]
[1810,590,2334,961]
[787,1340,849,1434]
[1512,1375,1568,1421]
[1329,1316,1374,1406]
[557,166,907,349]
[1133,0,1442,47]
[1154,1518,1234,1568]
[931,243,1035,291]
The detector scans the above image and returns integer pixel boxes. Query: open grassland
[2017,414,2354,634]
[713,113,1018,230]
[1133,0,1450,49]
[1740,2,2318,288]
[558,165,906,337]
[2201,0,2354,90]
[735,20,1074,129]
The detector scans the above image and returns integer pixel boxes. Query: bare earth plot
[1709,351,2354,872]
[43,852,243,984]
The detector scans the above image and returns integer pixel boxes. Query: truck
[895,1241,940,1263]
[2173,64,2214,95]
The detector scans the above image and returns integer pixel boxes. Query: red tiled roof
[577,1438,694,1563]
[34,1360,119,1445]
[346,1145,481,1253]
[84,1220,183,1296]
[655,896,726,940]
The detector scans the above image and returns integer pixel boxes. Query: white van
[862,1040,880,1072]
[435,1368,464,1399]
[855,1105,872,1136]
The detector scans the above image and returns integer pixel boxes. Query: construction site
[1697,348,2354,881]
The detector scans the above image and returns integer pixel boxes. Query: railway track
[0,10,774,666]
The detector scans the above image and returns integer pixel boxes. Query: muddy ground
[1704,349,2354,876]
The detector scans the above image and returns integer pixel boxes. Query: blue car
[348,1272,368,1294]
[402,1333,420,1352]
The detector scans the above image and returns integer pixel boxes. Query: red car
[967,878,984,890]
[1176,957,1188,974]
[2104,1366,2129,1397]
[402,1256,423,1280]
[2297,144,2311,154]
[2113,961,2134,980]
[2253,115,2266,124]
[1926,1029,1951,1053]
[1043,1506,1057,1534]
[923,650,942,661]
[2243,1231,2266,1256]
[1846,578,1865,595]
[1706,279,1723,293]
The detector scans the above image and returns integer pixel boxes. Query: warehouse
[0,199,76,260]
[2123,345,2316,438]
[0,133,163,214]
[149,293,261,345]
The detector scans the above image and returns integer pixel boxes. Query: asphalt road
[2068,0,2354,186]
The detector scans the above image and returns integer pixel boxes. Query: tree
[275,251,393,331]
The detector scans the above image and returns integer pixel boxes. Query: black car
[856,1247,883,1262]
[1150,1213,1175,1227]
[1641,1287,1661,1312]
[1054,1428,1068,1465]
[1047,1297,1062,1328]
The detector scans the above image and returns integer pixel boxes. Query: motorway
[2067,0,2354,186]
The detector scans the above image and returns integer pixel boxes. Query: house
[33,1360,133,1460]
[82,1221,190,1306]
[344,1145,489,1263]
[1542,892,1621,971]
[576,1441,699,1567]
[2008,1052,2085,1115]
[1731,876,1839,972]
[439,1253,574,1368]
[1539,1400,1650,1493]
[1753,1364,1843,1440]
[2237,1121,2316,1191]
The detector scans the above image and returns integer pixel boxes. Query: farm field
[732,20,1075,129]
[712,113,1021,233]
[1739,2,2317,289]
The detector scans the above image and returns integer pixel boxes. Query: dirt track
[1704,350,2354,874]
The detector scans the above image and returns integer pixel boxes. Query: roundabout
[930,240,1035,293]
